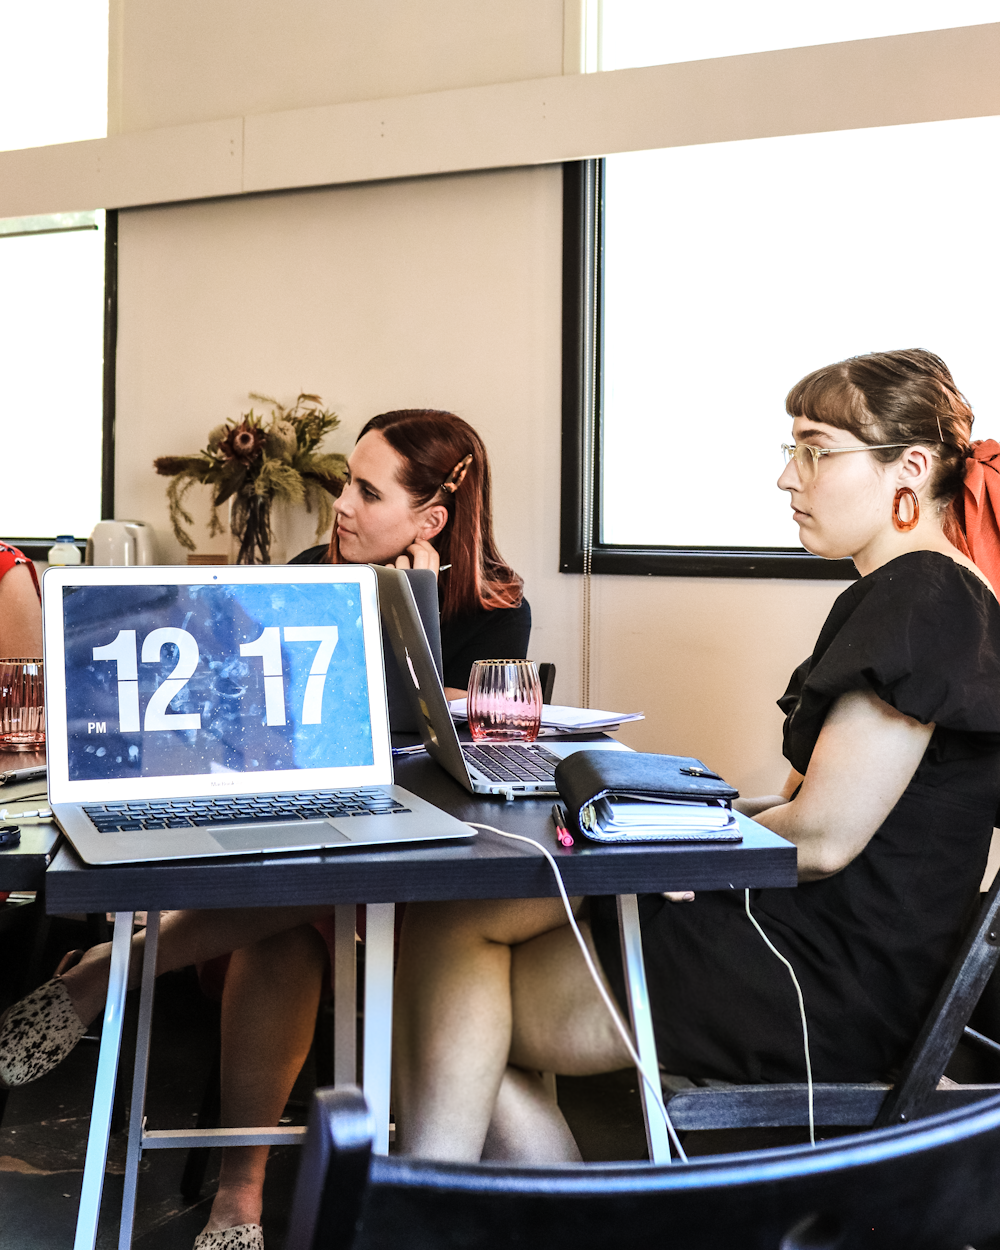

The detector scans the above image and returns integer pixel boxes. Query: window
[564,46,1000,576]
[601,0,1000,71]
[0,0,111,553]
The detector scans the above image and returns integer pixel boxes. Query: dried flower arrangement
[154,392,347,564]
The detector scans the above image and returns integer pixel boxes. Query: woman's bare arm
[754,688,933,881]
[732,767,803,818]
[0,564,42,658]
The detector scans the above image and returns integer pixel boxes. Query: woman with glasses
[390,348,1000,1163]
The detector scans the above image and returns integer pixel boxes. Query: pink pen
[551,803,574,847]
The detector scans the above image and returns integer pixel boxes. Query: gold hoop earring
[892,487,920,532]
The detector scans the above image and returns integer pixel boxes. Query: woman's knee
[402,897,570,948]
[242,923,328,976]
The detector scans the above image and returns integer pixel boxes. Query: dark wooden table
[44,749,797,1249]
[45,752,795,910]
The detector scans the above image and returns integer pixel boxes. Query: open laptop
[374,567,629,797]
[383,569,442,733]
[42,564,474,865]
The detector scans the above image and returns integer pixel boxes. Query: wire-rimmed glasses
[780,442,910,482]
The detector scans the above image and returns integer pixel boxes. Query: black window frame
[3,209,117,562]
[559,160,856,581]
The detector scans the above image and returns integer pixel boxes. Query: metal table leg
[362,903,395,1154]
[118,910,160,1249]
[616,894,671,1163]
[334,904,357,1085]
[74,911,135,1250]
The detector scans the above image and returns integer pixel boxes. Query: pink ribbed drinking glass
[467,660,542,743]
[0,658,45,750]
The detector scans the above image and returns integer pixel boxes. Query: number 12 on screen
[92,625,339,732]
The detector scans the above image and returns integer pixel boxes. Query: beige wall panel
[114,165,581,684]
[0,120,243,220]
[115,0,564,133]
[593,576,850,796]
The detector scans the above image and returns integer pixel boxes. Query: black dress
[288,544,531,689]
[591,551,1000,1084]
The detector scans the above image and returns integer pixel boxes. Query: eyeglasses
[780,442,910,481]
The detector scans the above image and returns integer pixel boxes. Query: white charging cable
[743,888,815,1146]
[466,822,689,1163]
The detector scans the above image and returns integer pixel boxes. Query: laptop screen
[43,565,393,802]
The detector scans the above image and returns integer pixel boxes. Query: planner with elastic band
[554,750,742,843]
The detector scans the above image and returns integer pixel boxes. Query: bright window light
[0,216,106,538]
[602,0,1000,71]
[0,0,108,151]
[0,1,109,543]
[601,115,1000,549]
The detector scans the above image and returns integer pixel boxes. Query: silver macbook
[42,564,474,865]
[374,567,629,798]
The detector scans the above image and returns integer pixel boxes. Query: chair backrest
[875,864,1000,1126]
[286,1085,1000,1250]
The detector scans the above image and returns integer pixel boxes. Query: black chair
[537,662,556,705]
[667,870,1000,1135]
[286,1084,1000,1250]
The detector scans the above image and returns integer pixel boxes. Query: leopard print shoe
[193,1225,264,1249]
[0,977,88,1087]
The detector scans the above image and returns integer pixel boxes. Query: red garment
[0,543,40,599]
[949,441,1000,598]
[0,545,39,906]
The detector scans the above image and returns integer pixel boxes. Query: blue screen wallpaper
[62,582,375,781]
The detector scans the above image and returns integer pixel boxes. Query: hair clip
[441,453,473,495]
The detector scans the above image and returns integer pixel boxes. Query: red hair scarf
[948,440,1000,596]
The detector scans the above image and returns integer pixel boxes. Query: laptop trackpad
[209,820,352,854]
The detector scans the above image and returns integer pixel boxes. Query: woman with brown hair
[389,349,1000,1163]
[293,408,528,696]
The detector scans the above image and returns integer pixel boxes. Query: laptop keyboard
[83,789,409,833]
[462,743,561,784]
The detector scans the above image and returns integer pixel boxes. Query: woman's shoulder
[288,543,329,565]
[827,549,997,639]
[790,549,1000,734]
[0,543,33,583]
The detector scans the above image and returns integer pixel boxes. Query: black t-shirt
[592,551,1000,1083]
[288,544,531,689]
[438,599,532,689]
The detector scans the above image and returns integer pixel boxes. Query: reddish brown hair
[328,409,523,621]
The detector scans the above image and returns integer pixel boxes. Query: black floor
[0,916,651,1250]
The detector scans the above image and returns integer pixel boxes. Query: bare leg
[202,923,329,1233]
[481,1067,582,1163]
[393,898,630,1163]
[58,906,336,1027]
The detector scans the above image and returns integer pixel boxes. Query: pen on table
[438,564,452,571]
[551,802,574,847]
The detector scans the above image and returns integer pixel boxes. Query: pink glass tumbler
[0,658,45,751]
[467,660,542,742]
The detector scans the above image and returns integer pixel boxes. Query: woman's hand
[392,539,440,576]
[754,689,934,881]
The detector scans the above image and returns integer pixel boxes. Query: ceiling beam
[1,22,998,217]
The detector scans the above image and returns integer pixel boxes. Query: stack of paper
[448,700,644,734]
[582,796,741,843]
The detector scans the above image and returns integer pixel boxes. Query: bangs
[785,364,882,443]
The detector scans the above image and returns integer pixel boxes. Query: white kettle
[86,520,156,566]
